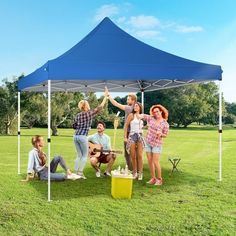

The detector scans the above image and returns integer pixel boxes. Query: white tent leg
[17,92,21,175]
[219,81,222,181]
[48,80,51,201]
[141,90,144,111]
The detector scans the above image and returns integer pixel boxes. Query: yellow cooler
[111,173,133,199]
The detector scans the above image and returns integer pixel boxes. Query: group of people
[27,87,169,186]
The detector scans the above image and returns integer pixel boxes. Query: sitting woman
[26,135,80,181]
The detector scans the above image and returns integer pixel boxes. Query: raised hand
[100,86,108,107]
[104,86,108,98]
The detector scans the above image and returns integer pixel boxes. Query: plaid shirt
[143,115,169,147]
[73,106,102,136]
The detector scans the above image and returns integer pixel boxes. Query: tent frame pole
[141,89,144,111]
[218,80,222,181]
[17,92,21,175]
[48,80,51,201]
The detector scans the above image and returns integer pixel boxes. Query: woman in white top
[124,102,145,180]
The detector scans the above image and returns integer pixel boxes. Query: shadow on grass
[24,163,214,201]
[27,173,112,201]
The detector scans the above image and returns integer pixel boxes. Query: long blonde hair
[78,100,90,111]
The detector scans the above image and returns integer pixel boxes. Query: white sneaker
[104,171,111,177]
[77,172,87,180]
[80,174,87,179]
[133,172,138,179]
[154,178,163,186]
[67,173,81,180]
[96,170,101,178]
[138,173,143,181]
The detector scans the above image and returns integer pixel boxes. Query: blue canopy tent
[18,17,223,201]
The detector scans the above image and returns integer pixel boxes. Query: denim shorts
[129,133,143,143]
[145,143,162,154]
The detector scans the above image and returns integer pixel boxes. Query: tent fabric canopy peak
[18,17,222,92]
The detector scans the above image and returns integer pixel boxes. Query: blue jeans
[39,156,67,181]
[145,143,162,154]
[74,135,88,172]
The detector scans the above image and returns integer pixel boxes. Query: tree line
[0,78,235,135]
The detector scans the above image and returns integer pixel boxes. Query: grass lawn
[0,127,235,235]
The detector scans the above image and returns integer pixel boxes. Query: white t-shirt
[130,114,143,134]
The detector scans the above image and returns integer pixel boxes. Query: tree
[138,82,221,127]
[224,114,236,124]
[225,102,236,116]
[224,102,236,124]
[198,82,221,125]
[21,92,47,128]
[59,92,84,128]
[50,92,76,136]
[0,79,18,134]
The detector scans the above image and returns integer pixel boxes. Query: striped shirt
[73,106,102,136]
[143,115,169,147]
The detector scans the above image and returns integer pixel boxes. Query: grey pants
[39,156,68,181]
[124,142,132,171]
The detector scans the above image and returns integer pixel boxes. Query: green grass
[0,127,236,235]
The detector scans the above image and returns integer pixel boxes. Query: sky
[0,0,236,102]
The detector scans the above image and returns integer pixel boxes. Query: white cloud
[94,4,119,22]
[128,15,160,29]
[117,16,126,24]
[175,25,204,33]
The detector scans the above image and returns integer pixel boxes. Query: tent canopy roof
[18,17,222,92]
